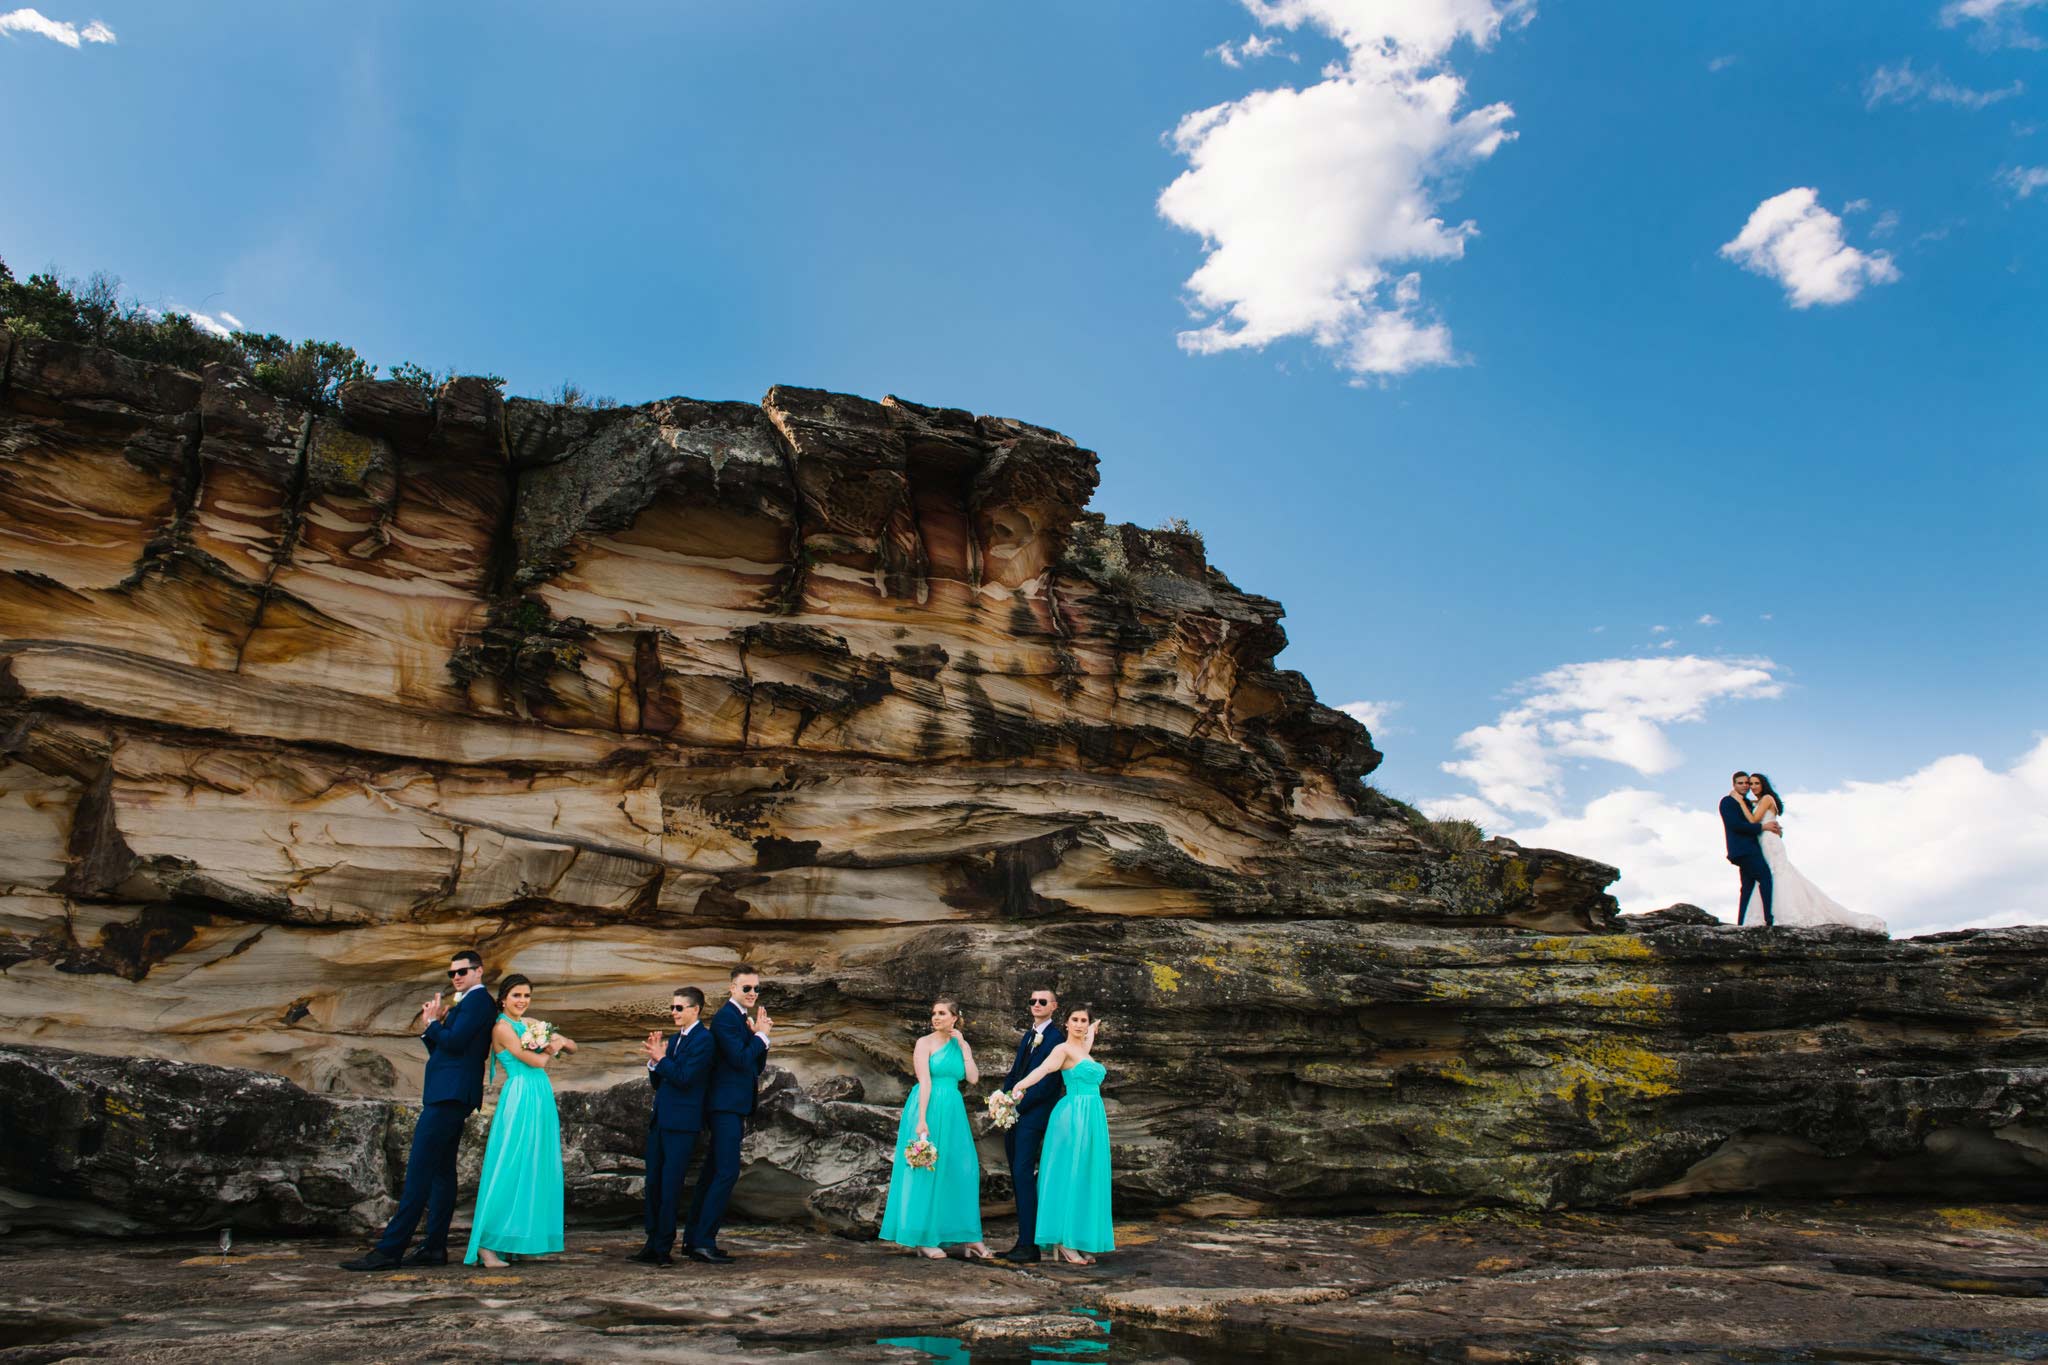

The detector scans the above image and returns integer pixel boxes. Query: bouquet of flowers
[905,1136,938,1170]
[520,1019,556,1051]
[984,1089,1019,1130]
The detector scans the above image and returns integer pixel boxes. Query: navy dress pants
[1005,1112,1051,1248]
[685,1111,746,1250]
[375,1100,470,1257]
[642,1127,700,1252]
[1734,852,1775,925]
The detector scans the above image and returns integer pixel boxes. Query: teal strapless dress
[463,1016,565,1262]
[1034,1058,1114,1253]
[878,1035,984,1247]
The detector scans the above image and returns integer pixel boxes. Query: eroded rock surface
[1,330,2044,1233]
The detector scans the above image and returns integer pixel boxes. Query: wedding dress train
[1759,820,1886,934]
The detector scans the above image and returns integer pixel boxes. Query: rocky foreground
[1,328,2045,1234]
[2,1203,2045,1363]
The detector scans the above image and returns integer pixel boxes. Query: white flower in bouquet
[520,1019,555,1051]
[985,1089,1020,1130]
[905,1137,938,1170]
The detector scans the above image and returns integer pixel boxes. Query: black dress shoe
[400,1248,449,1267]
[686,1246,734,1264]
[340,1249,401,1271]
[654,1252,675,1267]
[999,1247,1041,1264]
[627,1246,662,1264]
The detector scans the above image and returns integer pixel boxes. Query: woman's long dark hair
[495,973,532,1016]
[1751,772,1785,815]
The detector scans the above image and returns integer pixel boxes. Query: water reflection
[879,1307,1110,1364]
[876,1309,1407,1364]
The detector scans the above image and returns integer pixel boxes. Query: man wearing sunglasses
[998,983,1065,1263]
[682,965,772,1263]
[632,987,713,1266]
[343,950,495,1271]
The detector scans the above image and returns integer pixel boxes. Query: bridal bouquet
[905,1137,938,1170]
[984,1089,1019,1130]
[520,1019,556,1051]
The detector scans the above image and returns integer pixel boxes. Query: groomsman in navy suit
[632,986,714,1266]
[683,964,771,1263]
[343,949,495,1270]
[998,982,1066,1264]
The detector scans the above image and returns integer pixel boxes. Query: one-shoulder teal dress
[463,1015,565,1263]
[878,1035,983,1247]
[1033,1058,1114,1253]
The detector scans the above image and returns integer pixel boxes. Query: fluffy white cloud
[217,310,243,330]
[1211,33,1284,67]
[1159,0,1527,380]
[0,7,114,46]
[1942,0,2046,48]
[1696,614,1720,626]
[1865,60,2024,110]
[1708,54,1739,73]
[1498,739,2048,934]
[2002,164,2048,197]
[190,312,234,340]
[1339,699,1402,732]
[1720,188,1902,309]
[1434,655,1783,821]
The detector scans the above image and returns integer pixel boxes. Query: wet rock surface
[0,1203,2044,1363]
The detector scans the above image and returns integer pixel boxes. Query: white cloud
[1865,59,2025,110]
[190,312,234,340]
[1720,187,1901,308]
[1498,739,2048,934]
[1696,614,1720,626]
[1650,624,1669,633]
[1159,0,1528,381]
[1434,655,1783,821]
[0,8,115,46]
[1708,54,1739,73]
[1211,33,1285,67]
[217,310,243,330]
[2001,164,2048,197]
[1871,209,1902,238]
[1942,0,2046,49]
[1339,699,1402,732]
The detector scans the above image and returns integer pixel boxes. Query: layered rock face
[1,327,2043,1236]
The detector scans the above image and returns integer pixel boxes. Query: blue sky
[4,1,2044,931]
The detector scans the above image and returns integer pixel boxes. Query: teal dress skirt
[1034,1058,1114,1253]
[463,1016,565,1263]
[878,1035,984,1246]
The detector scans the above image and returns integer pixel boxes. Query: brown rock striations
[0,328,2043,1238]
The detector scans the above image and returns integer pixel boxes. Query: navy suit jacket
[648,1024,714,1132]
[1003,1023,1065,1123]
[705,1000,768,1116]
[1720,794,1766,863]
[420,985,495,1111]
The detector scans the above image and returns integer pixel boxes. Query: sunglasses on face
[447,967,475,979]
[1030,997,1053,1006]
[735,985,760,994]
[670,1005,692,1014]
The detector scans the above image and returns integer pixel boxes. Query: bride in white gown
[1745,773,1886,934]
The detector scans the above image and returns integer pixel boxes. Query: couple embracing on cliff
[1718,771,1885,932]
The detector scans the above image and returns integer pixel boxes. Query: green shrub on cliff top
[0,256,496,410]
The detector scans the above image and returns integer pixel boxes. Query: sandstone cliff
[1,328,2041,1235]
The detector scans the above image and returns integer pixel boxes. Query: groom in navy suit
[1720,770,1782,927]
[632,985,714,1266]
[998,982,1066,1264]
[342,949,496,1270]
[683,964,770,1263]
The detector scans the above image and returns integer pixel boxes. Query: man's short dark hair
[1032,981,1059,1004]
[730,963,760,980]
[1731,771,1749,782]
[673,986,705,1010]
[452,949,483,970]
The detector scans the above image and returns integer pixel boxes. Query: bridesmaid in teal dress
[878,999,994,1260]
[463,975,577,1268]
[1009,1005,1113,1264]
